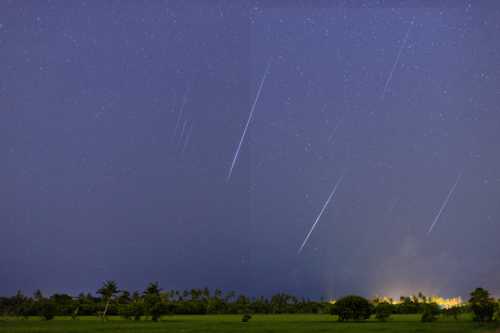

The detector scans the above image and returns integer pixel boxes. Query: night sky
[1,1,500,300]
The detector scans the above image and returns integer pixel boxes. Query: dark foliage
[241,313,252,322]
[0,288,329,319]
[1,285,492,324]
[144,282,164,321]
[421,303,440,322]
[40,301,56,321]
[332,295,373,322]
[469,288,497,323]
[374,302,393,321]
[442,305,465,320]
[394,297,419,314]
[119,301,144,321]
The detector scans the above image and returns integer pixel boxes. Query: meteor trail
[181,122,193,155]
[173,84,190,140]
[298,174,345,254]
[381,19,414,100]
[226,59,272,181]
[178,119,188,146]
[328,117,343,144]
[427,171,463,234]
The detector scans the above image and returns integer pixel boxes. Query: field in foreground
[1,314,499,333]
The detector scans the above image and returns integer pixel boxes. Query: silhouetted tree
[421,303,440,322]
[117,291,131,305]
[40,300,56,320]
[51,294,74,316]
[332,295,373,321]
[12,291,31,319]
[241,312,252,322]
[33,290,43,302]
[144,282,164,321]
[97,280,119,320]
[469,287,497,322]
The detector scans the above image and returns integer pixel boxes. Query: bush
[241,313,252,322]
[443,306,462,320]
[421,303,440,322]
[149,302,164,322]
[333,295,373,321]
[119,301,144,321]
[143,289,164,322]
[375,302,393,321]
[17,303,33,319]
[131,302,144,321]
[494,301,500,321]
[40,301,56,321]
[469,288,497,322]
[119,304,133,320]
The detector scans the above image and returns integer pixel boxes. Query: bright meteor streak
[427,171,463,234]
[226,59,272,182]
[298,174,345,254]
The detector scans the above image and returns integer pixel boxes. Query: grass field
[1,314,499,333]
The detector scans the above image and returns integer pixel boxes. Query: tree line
[0,281,327,321]
[0,281,498,323]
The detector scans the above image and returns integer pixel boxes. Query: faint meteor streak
[178,119,188,146]
[381,19,414,100]
[173,84,190,140]
[427,171,463,234]
[181,122,193,155]
[328,117,343,144]
[298,174,345,254]
[226,59,272,181]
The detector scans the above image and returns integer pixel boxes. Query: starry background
[1,1,499,299]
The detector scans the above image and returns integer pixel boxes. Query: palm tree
[214,289,222,300]
[418,292,427,303]
[202,287,210,301]
[190,289,201,301]
[144,282,161,296]
[33,289,44,302]
[97,280,119,320]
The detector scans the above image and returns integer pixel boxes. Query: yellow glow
[374,295,464,309]
[329,295,464,309]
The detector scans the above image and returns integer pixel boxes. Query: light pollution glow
[329,295,464,309]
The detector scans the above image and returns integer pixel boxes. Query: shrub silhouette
[421,303,440,322]
[469,287,497,322]
[333,295,373,321]
[241,313,252,322]
[40,301,56,321]
[375,302,393,321]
